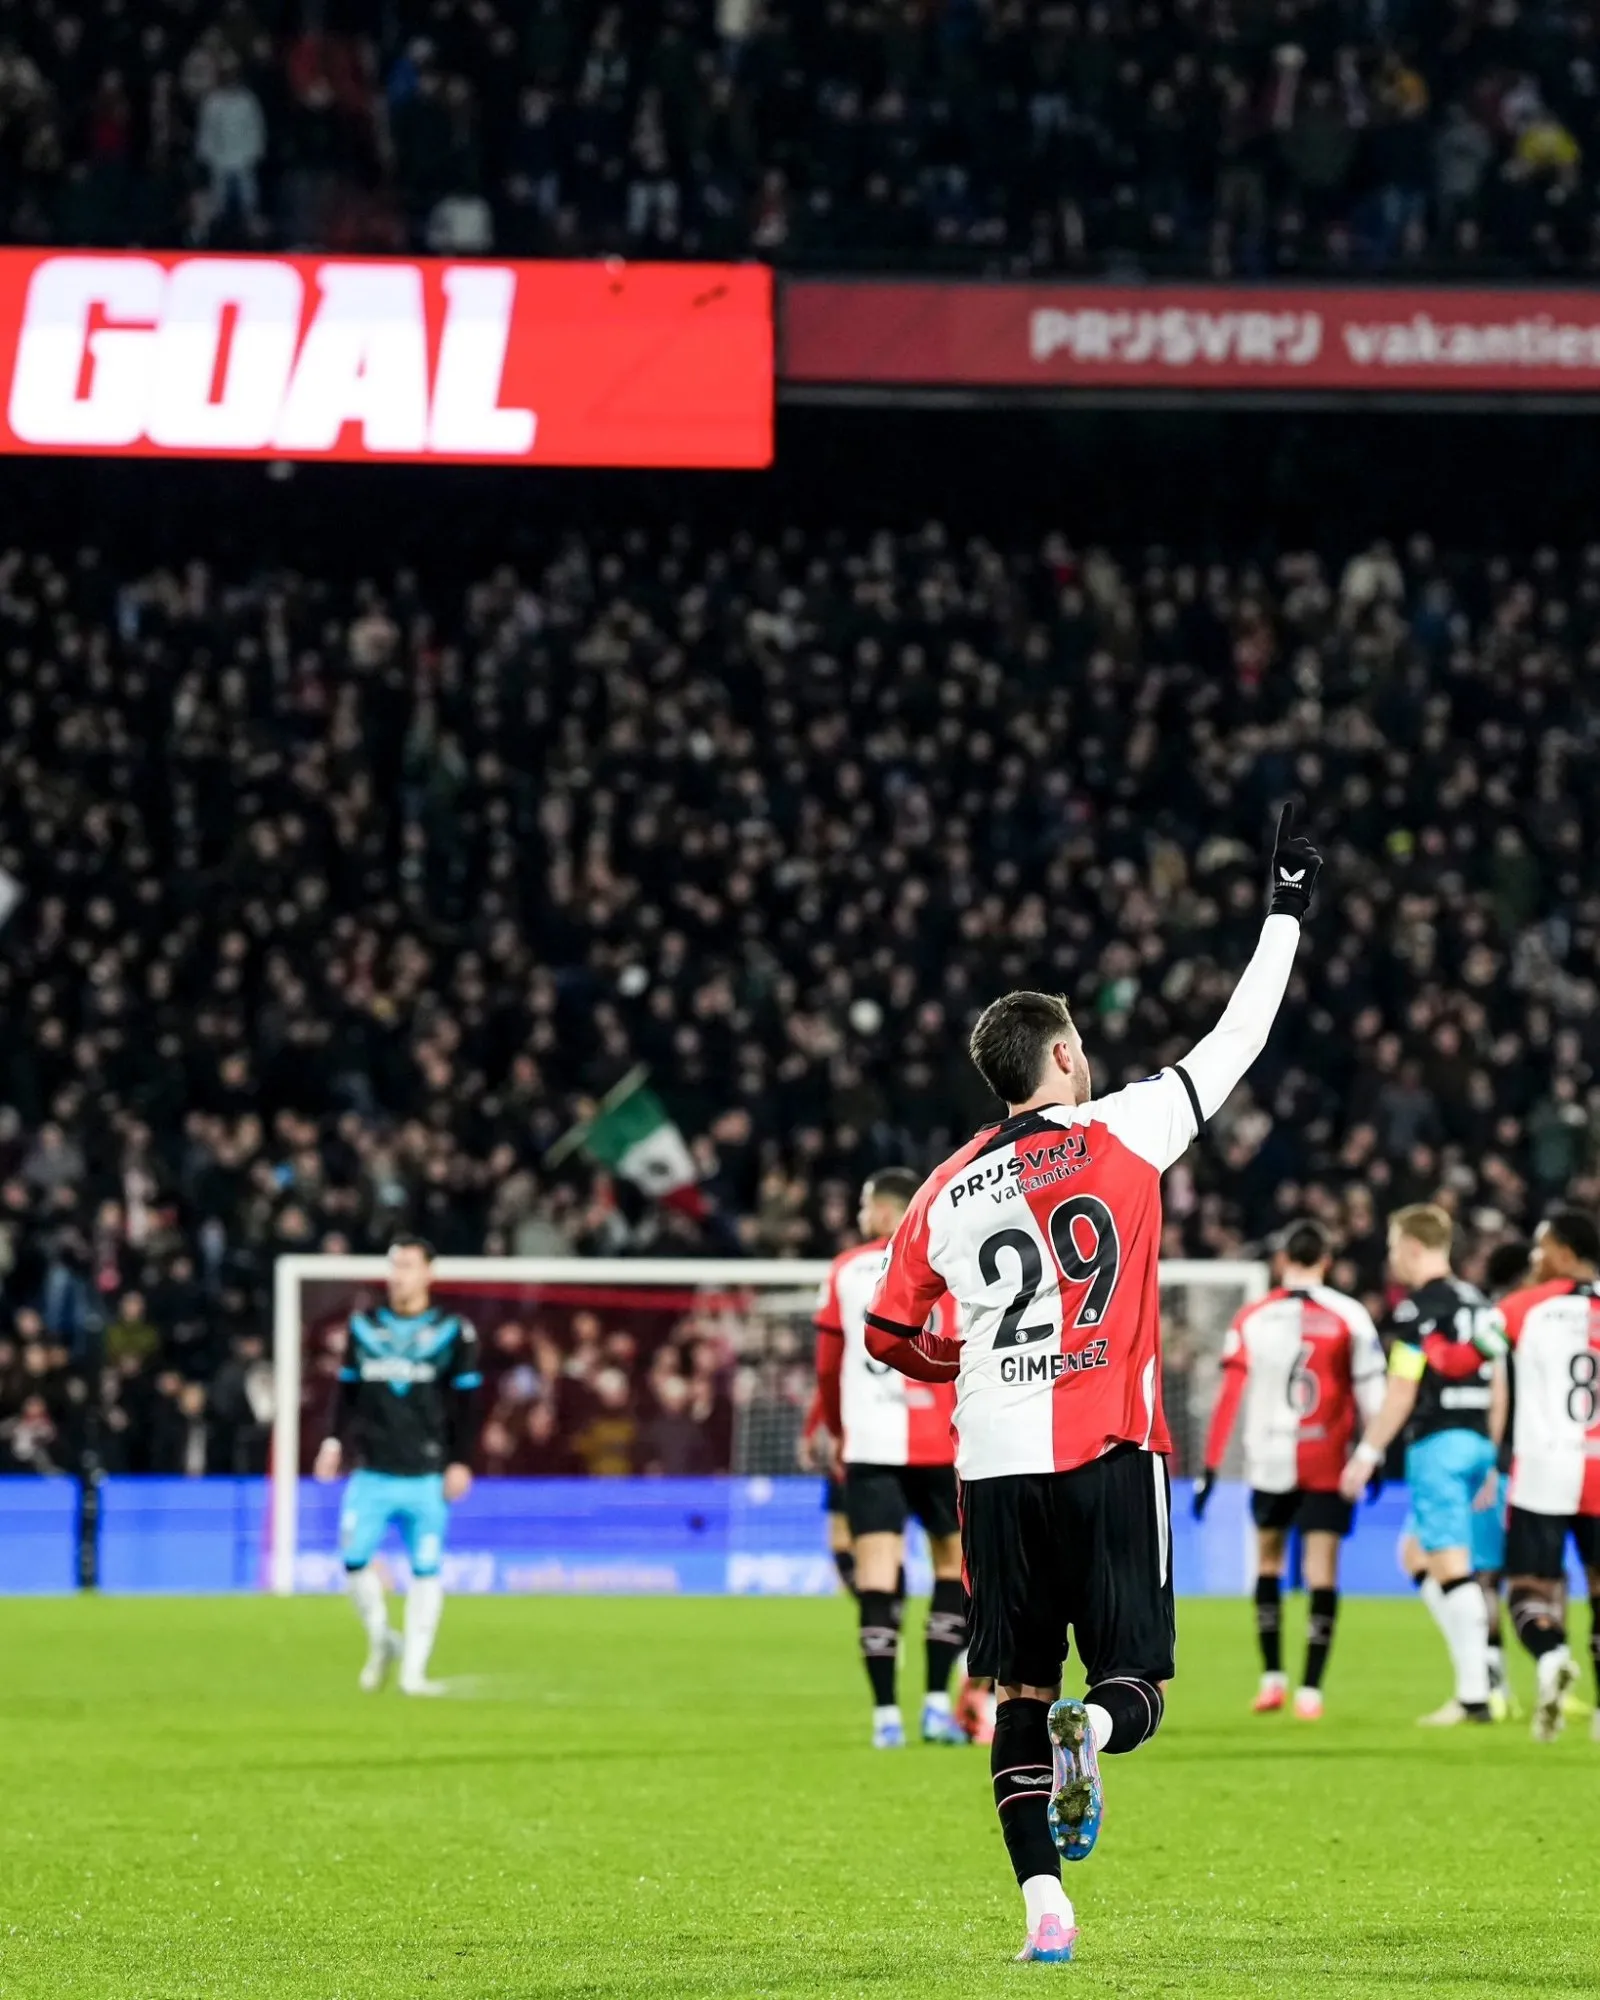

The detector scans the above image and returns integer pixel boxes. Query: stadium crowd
[1,522,1598,1472]
[2,0,1600,273]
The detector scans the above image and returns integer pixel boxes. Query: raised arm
[1095,806,1323,1173]
[1180,806,1322,1120]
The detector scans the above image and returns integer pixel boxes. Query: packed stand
[2,524,1599,1474]
[299,1287,746,1477]
[2,0,1600,274]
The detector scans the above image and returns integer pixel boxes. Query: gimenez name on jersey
[999,1338,1112,1386]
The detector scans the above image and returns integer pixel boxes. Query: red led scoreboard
[0,250,773,468]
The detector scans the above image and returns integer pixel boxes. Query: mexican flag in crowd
[554,1067,708,1218]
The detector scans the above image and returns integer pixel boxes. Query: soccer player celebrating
[1193,1219,1386,1719]
[1338,1205,1507,1725]
[313,1236,481,1695]
[1496,1209,1600,1742]
[814,1168,969,1748]
[865,806,1321,1965]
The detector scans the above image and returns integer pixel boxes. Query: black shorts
[822,1476,845,1516]
[844,1462,960,1540]
[1250,1487,1355,1539]
[1504,1506,1600,1579]
[961,1443,1175,1689]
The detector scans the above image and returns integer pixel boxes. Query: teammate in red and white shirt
[1498,1208,1600,1742]
[811,1167,968,1748]
[866,806,1321,1967]
[1192,1220,1385,1719]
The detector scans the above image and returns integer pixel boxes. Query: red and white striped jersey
[1504,1277,1600,1518]
[865,1079,1199,1480]
[865,913,1303,1483]
[815,1239,956,1468]
[1206,1285,1386,1494]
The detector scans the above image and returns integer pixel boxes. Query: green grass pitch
[2,1594,1598,1999]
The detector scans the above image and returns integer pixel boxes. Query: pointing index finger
[1275,801,1294,849]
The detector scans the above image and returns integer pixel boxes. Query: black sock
[891,1565,906,1628]
[925,1578,967,1698]
[833,1548,857,1597]
[858,1589,898,1707]
[1302,1587,1338,1691]
[992,1698,1059,1886]
[1510,1585,1567,1662]
[1590,1597,1600,1700]
[1086,1676,1165,1754]
[1255,1575,1282,1674]
[1482,1580,1505,1656]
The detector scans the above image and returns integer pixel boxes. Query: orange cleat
[1252,1673,1288,1713]
[956,1675,997,1744]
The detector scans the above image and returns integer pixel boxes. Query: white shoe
[1417,1699,1490,1727]
[1533,1649,1579,1743]
[399,1673,449,1698]
[1292,1687,1323,1720]
[359,1630,402,1693]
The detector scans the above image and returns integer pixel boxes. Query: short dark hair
[1483,1239,1531,1296]
[1279,1220,1330,1269]
[1542,1208,1600,1268]
[865,1167,919,1209]
[968,991,1075,1107]
[387,1234,436,1262]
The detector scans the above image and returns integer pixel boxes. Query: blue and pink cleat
[920,1697,970,1745]
[871,1708,906,1749]
[1046,1699,1104,1862]
[1015,1912,1077,1964]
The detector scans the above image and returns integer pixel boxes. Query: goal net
[269,1255,1267,1596]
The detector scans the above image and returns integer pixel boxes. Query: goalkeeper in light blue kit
[313,1237,481,1695]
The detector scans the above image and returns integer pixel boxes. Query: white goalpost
[270,1254,1268,1597]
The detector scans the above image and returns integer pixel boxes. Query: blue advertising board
[0,1477,79,1593]
[0,1474,1586,1597]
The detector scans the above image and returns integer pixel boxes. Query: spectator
[194,55,267,233]
[4,3,1600,269]
[208,1333,274,1474]
[1,518,1598,1475]
[640,1371,715,1476]
[572,1367,638,1476]
[0,1392,66,1474]
[1434,102,1493,237]
[148,1376,215,1477]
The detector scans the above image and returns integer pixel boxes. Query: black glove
[1191,1468,1216,1520]
[1267,802,1322,919]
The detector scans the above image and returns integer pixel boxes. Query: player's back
[817,1240,955,1467]
[1388,1274,1498,1440]
[1222,1283,1383,1493]
[869,1076,1201,1480]
[1503,1276,1600,1516]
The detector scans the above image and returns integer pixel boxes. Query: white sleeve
[1177,913,1300,1121]
[1086,1071,1203,1174]
[1080,913,1302,1173]
[1343,1298,1388,1423]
